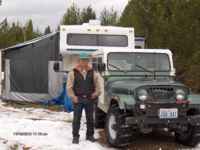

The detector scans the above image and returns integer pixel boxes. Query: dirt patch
[2,100,64,112]
[98,130,191,150]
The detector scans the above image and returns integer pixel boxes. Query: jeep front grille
[148,87,175,100]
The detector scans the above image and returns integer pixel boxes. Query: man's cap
[79,52,90,59]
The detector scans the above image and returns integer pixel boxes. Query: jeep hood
[108,79,185,94]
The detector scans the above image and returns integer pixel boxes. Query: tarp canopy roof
[2,32,58,52]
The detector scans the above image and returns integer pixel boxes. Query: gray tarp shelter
[1,32,64,102]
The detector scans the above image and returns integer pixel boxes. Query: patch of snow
[0,100,113,150]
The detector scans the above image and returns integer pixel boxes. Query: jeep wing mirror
[99,63,106,72]
[92,63,106,72]
[53,62,60,72]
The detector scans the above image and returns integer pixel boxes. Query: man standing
[67,52,101,144]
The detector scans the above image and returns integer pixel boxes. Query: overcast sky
[0,0,128,32]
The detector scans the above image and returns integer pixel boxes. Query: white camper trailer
[59,20,135,72]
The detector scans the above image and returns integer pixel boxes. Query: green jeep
[92,48,200,147]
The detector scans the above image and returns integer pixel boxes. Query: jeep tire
[175,125,200,147]
[105,104,134,147]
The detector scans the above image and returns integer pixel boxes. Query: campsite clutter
[0,20,147,148]
[0,20,144,112]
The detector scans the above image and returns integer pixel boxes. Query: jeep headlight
[176,89,186,100]
[138,89,148,101]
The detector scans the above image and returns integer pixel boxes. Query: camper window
[67,33,128,47]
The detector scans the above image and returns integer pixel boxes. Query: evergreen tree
[15,22,24,43]
[100,7,118,25]
[0,18,9,32]
[0,19,41,49]
[0,18,9,48]
[61,4,80,25]
[80,6,96,24]
[25,19,34,40]
[44,25,51,35]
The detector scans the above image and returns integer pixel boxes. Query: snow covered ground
[0,100,113,150]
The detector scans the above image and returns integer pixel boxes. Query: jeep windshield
[107,52,170,72]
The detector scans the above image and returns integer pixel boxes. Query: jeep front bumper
[126,102,200,128]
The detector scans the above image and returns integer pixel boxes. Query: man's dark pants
[72,98,94,138]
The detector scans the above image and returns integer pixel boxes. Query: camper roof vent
[82,20,101,26]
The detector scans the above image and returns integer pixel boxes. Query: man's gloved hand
[91,93,98,100]
[72,96,78,104]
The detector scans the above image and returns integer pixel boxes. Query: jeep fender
[188,94,200,111]
[109,94,136,110]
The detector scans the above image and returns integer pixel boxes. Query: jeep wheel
[105,104,133,147]
[175,125,200,147]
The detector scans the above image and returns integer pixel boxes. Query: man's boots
[86,136,96,142]
[72,137,79,144]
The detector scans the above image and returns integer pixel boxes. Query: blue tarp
[45,81,73,113]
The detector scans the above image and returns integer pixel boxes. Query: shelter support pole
[5,59,10,95]
[0,50,1,95]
